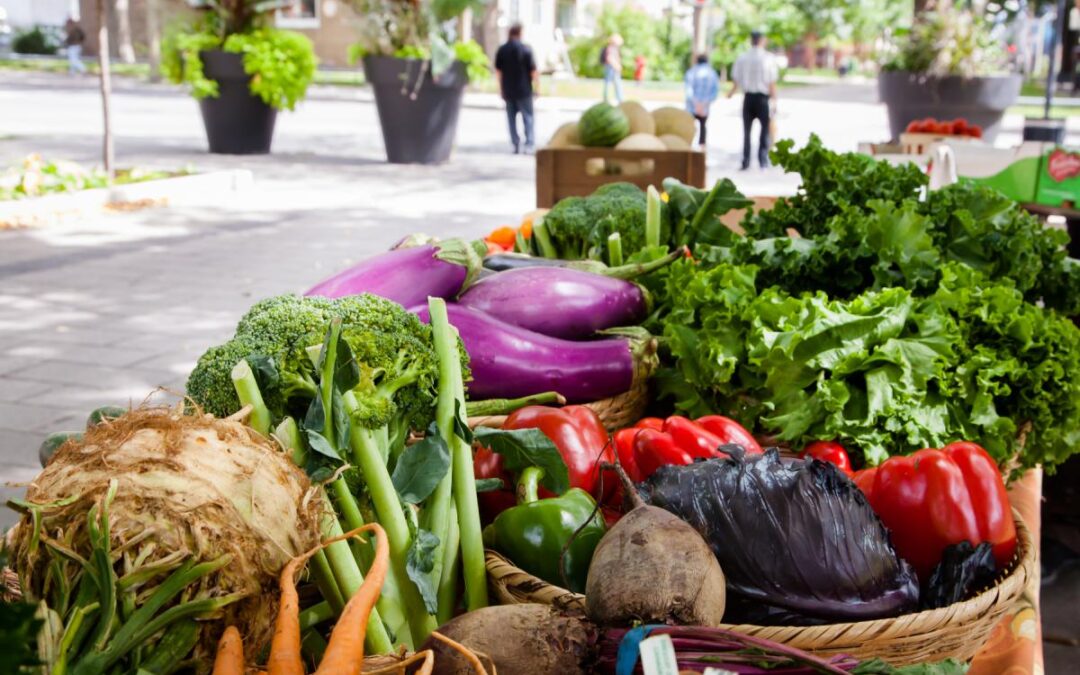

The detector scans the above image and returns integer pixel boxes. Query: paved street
[0,71,1076,495]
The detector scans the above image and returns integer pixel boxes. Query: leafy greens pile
[653,136,1080,474]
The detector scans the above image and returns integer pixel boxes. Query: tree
[113,0,136,63]
[96,0,115,181]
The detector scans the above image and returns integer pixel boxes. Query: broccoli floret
[542,182,669,261]
[187,293,466,431]
[186,337,262,417]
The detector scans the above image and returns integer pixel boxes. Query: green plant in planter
[349,0,491,80]
[882,7,1006,78]
[162,3,316,111]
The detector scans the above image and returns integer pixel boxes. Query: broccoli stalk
[428,298,488,612]
[231,369,394,654]
[608,231,624,267]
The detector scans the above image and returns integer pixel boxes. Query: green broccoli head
[187,293,468,432]
[541,183,669,261]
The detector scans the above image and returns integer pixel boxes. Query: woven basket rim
[485,508,1034,635]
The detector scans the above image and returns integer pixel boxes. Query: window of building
[277,0,319,29]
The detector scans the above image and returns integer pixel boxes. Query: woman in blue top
[684,54,720,149]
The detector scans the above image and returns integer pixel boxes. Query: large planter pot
[878,71,1022,143]
[363,55,467,164]
[198,50,278,155]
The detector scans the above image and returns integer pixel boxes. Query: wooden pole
[96,0,115,182]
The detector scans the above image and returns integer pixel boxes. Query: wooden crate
[535,147,706,208]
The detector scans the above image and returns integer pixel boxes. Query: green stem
[599,246,686,280]
[532,218,558,258]
[320,508,396,654]
[309,549,344,613]
[136,620,199,675]
[429,299,488,612]
[607,231,624,267]
[54,602,99,675]
[298,601,334,632]
[516,466,544,505]
[301,630,328,667]
[464,392,566,417]
[436,502,461,626]
[230,359,272,435]
[514,231,528,253]
[342,402,434,646]
[646,184,662,250]
[273,417,306,466]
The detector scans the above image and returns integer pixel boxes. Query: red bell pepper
[852,466,877,495]
[634,417,665,431]
[800,441,853,476]
[862,442,1017,580]
[663,416,725,459]
[613,427,643,482]
[695,415,763,454]
[633,428,694,478]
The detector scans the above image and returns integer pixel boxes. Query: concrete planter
[878,71,1022,142]
[363,55,467,164]
[198,50,278,155]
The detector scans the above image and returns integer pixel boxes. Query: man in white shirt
[729,31,779,170]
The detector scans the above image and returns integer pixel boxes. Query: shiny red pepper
[852,466,877,495]
[634,417,665,431]
[613,427,643,482]
[862,442,1017,580]
[632,428,694,478]
[695,415,764,454]
[662,416,725,459]
[473,405,615,523]
[800,441,854,476]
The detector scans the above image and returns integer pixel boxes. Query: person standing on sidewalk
[601,34,624,103]
[64,18,87,75]
[684,54,719,149]
[495,23,539,154]
[729,30,778,169]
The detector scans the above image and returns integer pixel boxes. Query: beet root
[585,502,727,627]
[423,604,597,675]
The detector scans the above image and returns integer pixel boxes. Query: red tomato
[800,440,854,476]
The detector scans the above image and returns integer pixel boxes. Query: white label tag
[639,633,679,675]
[703,668,738,675]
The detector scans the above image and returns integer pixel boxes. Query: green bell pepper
[483,466,606,593]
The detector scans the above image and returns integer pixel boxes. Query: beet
[424,604,597,675]
[584,465,726,627]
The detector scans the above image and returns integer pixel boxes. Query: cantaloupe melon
[618,101,656,136]
[652,107,696,144]
[547,122,580,148]
[659,133,691,150]
[615,133,667,151]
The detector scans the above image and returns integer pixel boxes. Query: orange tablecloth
[968,469,1043,675]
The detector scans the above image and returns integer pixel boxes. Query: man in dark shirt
[494,24,538,154]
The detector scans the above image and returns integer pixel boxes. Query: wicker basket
[468,379,649,432]
[485,509,1035,666]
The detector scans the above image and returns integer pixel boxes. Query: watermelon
[579,103,630,147]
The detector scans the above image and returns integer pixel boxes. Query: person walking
[684,54,719,149]
[601,34,624,103]
[64,17,87,75]
[729,30,778,169]
[495,24,539,154]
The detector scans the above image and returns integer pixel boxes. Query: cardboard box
[535,148,706,208]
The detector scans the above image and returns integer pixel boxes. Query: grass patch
[1007,105,1080,119]
[1,156,193,202]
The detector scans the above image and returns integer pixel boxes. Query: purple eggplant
[306,239,483,306]
[457,267,649,339]
[412,303,656,402]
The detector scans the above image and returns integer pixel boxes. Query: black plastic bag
[639,448,919,623]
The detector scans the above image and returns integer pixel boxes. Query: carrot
[268,523,387,675]
[430,631,491,675]
[314,523,388,675]
[212,625,245,675]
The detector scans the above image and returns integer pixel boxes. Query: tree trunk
[458,8,473,43]
[481,2,499,60]
[914,0,952,14]
[146,0,161,82]
[114,0,136,64]
[692,3,707,56]
[97,0,115,181]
